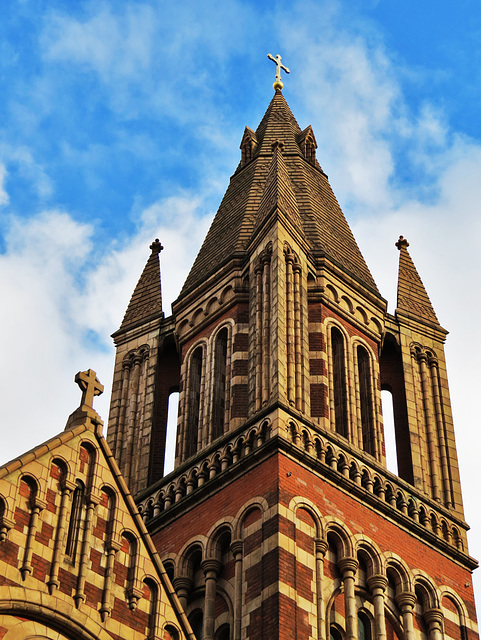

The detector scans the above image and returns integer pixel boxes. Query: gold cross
[267,53,290,90]
[75,369,104,409]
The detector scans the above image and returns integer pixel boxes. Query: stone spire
[252,140,303,239]
[180,90,379,297]
[395,235,439,325]
[120,239,164,331]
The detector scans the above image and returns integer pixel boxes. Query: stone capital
[315,538,328,557]
[201,558,222,578]
[338,556,358,577]
[173,575,193,594]
[395,591,416,611]
[230,539,244,557]
[424,608,444,628]
[367,574,388,593]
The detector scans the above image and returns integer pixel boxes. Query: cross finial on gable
[75,369,104,409]
[395,235,410,250]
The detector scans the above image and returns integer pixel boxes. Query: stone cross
[75,369,104,409]
[267,53,290,90]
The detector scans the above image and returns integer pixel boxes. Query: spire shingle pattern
[180,90,379,296]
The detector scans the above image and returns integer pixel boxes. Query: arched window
[65,479,85,561]
[189,609,204,640]
[331,327,348,438]
[357,345,374,455]
[212,328,228,440]
[330,625,344,640]
[186,346,203,459]
[215,624,230,640]
[358,612,372,640]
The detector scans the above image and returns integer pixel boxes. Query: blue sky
[1,0,481,618]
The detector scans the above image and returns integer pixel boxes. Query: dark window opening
[212,328,228,441]
[65,479,85,561]
[186,347,203,459]
[358,346,374,455]
[332,327,348,438]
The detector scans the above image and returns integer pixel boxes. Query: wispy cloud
[0,165,9,206]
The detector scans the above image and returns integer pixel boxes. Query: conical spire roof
[120,239,163,330]
[252,140,303,237]
[395,236,439,325]
[180,90,379,296]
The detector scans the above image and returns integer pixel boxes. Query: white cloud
[0,144,53,200]
[0,193,211,465]
[44,5,156,79]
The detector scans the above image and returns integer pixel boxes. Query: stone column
[202,558,222,640]
[125,353,142,484]
[261,253,271,406]
[100,540,121,621]
[21,496,46,580]
[424,608,444,640]
[231,539,244,640]
[395,591,416,640]
[338,557,359,640]
[255,263,263,412]
[429,357,452,507]
[293,262,303,411]
[418,352,441,502]
[173,576,193,610]
[74,494,99,607]
[367,575,388,640]
[315,539,328,640]
[115,360,131,462]
[285,252,295,405]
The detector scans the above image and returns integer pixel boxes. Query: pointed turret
[395,235,440,326]
[120,238,164,331]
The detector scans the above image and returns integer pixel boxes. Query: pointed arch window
[357,345,375,455]
[186,346,203,459]
[65,479,85,561]
[212,328,228,441]
[331,327,348,438]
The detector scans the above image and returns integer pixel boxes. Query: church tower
[107,65,478,640]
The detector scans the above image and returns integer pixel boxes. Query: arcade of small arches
[157,499,474,640]
[137,413,464,556]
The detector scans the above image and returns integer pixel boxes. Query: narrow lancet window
[212,328,228,441]
[186,346,203,458]
[331,327,348,438]
[65,479,85,561]
[358,345,374,455]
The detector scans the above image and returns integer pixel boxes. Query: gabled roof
[0,371,194,640]
[395,235,440,326]
[120,238,164,331]
[180,90,379,297]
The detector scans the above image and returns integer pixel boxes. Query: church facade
[0,80,479,640]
